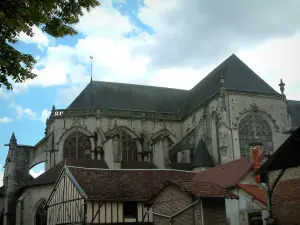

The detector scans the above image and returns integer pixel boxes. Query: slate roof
[24,159,109,188]
[151,180,238,201]
[67,54,280,118]
[67,167,196,201]
[193,157,253,188]
[68,81,188,114]
[237,184,267,205]
[192,138,214,168]
[287,100,300,127]
[273,179,300,225]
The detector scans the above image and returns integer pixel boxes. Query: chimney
[249,138,263,183]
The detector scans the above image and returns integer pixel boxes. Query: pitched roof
[192,138,214,168]
[166,180,238,199]
[24,159,109,188]
[67,54,280,118]
[183,54,279,116]
[237,184,267,205]
[67,167,196,201]
[120,161,157,169]
[287,100,300,127]
[193,157,253,188]
[68,81,188,114]
[272,179,300,225]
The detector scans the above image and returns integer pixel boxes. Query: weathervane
[90,56,93,81]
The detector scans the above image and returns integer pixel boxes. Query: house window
[123,202,137,218]
[238,114,273,157]
[63,130,92,159]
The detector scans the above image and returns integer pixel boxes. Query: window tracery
[114,130,139,161]
[238,114,273,157]
[34,200,47,225]
[63,130,92,159]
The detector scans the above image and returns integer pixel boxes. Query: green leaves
[0,0,100,90]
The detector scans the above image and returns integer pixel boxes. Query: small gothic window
[34,200,47,225]
[63,130,92,159]
[117,131,138,161]
[238,114,273,157]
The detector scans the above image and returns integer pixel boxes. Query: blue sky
[0,0,299,180]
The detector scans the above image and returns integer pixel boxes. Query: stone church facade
[0,54,299,225]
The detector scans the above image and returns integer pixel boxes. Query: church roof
[287,100,300,127]
[67,54,280,118]
[183,54,279,116]
[192,138,214,168]
[68,80,188,114]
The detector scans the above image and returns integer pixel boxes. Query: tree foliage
[0,0,100,90]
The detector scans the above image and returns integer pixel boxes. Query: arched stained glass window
[34,200,47,225]
[63,130,92,159]
[238,114,273,157]
[119,131,138,161]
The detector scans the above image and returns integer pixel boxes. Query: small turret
[279,79,286,101]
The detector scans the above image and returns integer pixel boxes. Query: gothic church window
[116,131,138,161]
[238,114,273,157]
[34,200,47,225]
[63,130,92,159]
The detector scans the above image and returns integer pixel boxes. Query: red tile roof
[193,157,253,188]
[272,179,300,225]
[67,167,196,201]
[237,184,267,205]
[167,180,238,199]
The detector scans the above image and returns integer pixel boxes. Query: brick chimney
[249,138,263,183]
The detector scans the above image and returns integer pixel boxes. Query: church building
[1,54,300,225]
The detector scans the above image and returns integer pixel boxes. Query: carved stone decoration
[250,101,259,113]
[220,146,227,157]
[219,125,229,148]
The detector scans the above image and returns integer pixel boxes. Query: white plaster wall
[18,184,54,225]
[226,189,267,225]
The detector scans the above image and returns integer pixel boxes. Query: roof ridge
[67,166,197,173]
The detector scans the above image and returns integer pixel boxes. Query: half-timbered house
[45,166,237,225]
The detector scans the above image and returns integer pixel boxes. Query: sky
[0,0,300,183]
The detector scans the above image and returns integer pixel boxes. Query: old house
[44,166,237,225]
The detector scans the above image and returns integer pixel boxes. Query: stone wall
[16,184,53,225]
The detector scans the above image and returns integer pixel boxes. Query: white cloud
[0,117,13,124]
[7,0,300,103]
[9,101,51,123]
[18,26,51,49]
